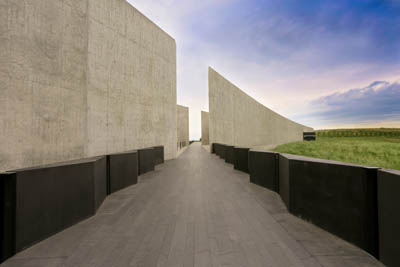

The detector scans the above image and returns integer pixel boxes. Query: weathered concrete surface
[208,68,313,150]
[0,0,89,172]
[201,111,209,145]
[177,105,189,149]
[86,0,177,161]
[2,143,383,267]
[0,0,177,172]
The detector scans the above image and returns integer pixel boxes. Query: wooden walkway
[2,143,383,267]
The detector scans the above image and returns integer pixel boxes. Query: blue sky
[127,0,400,139]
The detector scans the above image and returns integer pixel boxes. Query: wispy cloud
[127,0,400,137]
[294,79,400,128]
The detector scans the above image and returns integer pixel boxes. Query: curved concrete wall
[177,105,189,149]
[209,68,312,149]
[0,0,177,172]
[201,111,209,145]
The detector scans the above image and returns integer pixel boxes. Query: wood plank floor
[2,143,384,267]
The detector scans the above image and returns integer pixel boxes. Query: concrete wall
[209,68,312,149]
[201,111,209,145]
[378,169,400,267]
[86,0,177,160]
[177,105,189,149]
[278,153,379,257]
[0,0,177,172]
[0,1,89,172]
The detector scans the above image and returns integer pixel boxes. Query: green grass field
[273,129,400,170]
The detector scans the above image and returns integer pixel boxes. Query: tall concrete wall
[209,68,313,149]
[0,0,176,172]
[201,111,209,145]
[86,0,177,160]
[177,105,189,149]
[0,1,89,172]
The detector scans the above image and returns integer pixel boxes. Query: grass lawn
[273,135,400,170]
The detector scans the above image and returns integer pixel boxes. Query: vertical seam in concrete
[84,0,90,158]
[123,0,128,151]
[106,17,111,156]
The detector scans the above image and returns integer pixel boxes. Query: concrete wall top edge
[124,0,176,43]
[249,148,278,153]
[177,104,189,110]
[108,150,139,156]
[8,156,106,173]
[379,168,400,175]
[279,153,380,169]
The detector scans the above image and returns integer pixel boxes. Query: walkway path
[2,143,383,267]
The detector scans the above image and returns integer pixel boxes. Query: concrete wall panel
[0,0,89,172]
[201,111,209,145]
[153,146,164,165]
[0,0,177,171]
[138,148,155,175]
[378,169,400,267]
[107,151,138,195]
[225,145,235,164]
[249,150,279,192]
[0,156,107,262]
[86,0,177,160]
[177,105,189,149]
[209,68,312,149]
[233,147,250,173]
[279,153,379,257]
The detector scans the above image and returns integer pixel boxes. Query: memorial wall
[201,111,209,145]
[177,105,189,149]
[0,0,177,172]
[208,68,313,149]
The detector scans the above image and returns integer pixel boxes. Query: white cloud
[293,79,400,129]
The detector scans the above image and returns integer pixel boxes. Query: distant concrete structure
[208,67,313,149]
[177,105,189,149]
[0,0,177,172]
[201,111,209,145]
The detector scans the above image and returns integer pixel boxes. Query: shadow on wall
[211,142,400,267]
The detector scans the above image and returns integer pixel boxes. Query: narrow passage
[3,143,382,267]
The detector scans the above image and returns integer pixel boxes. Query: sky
[127,0,400,139]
